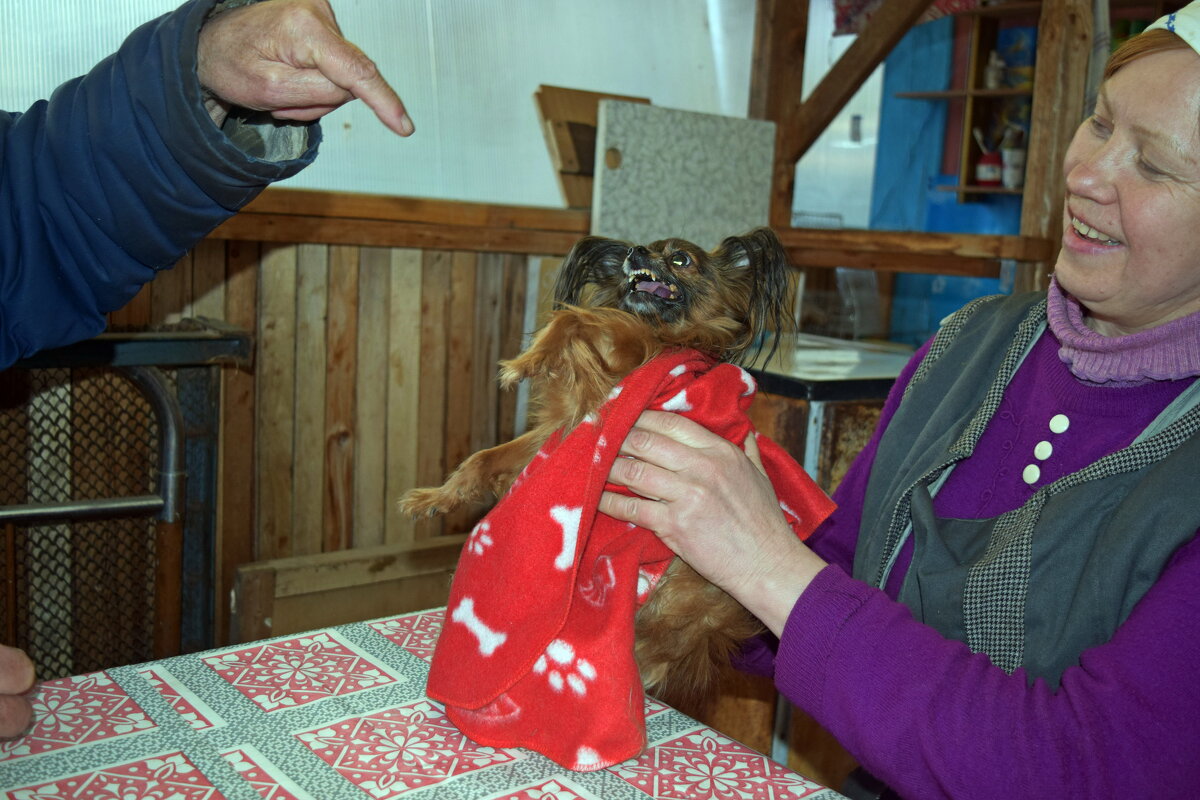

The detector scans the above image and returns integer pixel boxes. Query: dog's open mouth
[627,269,679,301]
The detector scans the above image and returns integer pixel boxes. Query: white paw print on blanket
[533,639,596,696]
[466,521,494,556]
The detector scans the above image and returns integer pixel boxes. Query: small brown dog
[400,227,794,711]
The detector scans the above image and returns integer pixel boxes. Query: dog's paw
[497,359,528,389]
[498,346,558,388]
[499,309,606,387]
[397,487,457,518]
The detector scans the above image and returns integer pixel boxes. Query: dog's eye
[669,252,691,268]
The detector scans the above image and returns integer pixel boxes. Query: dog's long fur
[399,227,794,712]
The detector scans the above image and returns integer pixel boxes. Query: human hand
[0,644,35,739]
[599,411,826,635]
[197,0,414,136]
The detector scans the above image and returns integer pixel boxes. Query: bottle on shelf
[1000,125,1026,189]
[984,50,1006,90]
[973,127,1002,187]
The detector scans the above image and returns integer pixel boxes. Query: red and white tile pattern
[295,699,522,798]
[613,728,831,800]
[370,608,446,663]
[202,630,400,711]
[0,671,155,761]
[8,751,219,800]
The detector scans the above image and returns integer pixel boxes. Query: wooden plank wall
[106,189,587,642]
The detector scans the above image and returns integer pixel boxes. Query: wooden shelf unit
[953,3,1041,200]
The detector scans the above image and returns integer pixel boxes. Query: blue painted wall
[870,17,1019,346]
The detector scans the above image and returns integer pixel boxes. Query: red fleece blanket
[425,349,835,771]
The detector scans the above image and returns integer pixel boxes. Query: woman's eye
[1087,115,1112,138]
[1137,157,1167,178]
[670,252,691,267]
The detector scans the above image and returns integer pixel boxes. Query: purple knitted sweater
[756,311,1200,798]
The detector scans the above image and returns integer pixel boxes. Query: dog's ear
[715,227,786,272]
[553,236,630,307]
[715,227,796,365]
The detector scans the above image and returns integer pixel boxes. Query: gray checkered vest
[852,292,1200,687]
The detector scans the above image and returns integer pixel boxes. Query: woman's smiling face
[1056,47,1200,335]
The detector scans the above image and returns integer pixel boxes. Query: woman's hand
[0,644,35,739]
[198,0,413,135]
[600,410,826,635]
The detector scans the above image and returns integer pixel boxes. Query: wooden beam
[222,188,1062,279]
[766,0,935,226]
[210,213,582,256]
[787,249,1001,277]
[1016,0,1092,292]
[778,228,1052,261]
[778,228,1053,278]
[243,188,590,233]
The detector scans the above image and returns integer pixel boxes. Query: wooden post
[1016,0,1093,294]
[750,0,809,228]
[755,0,935,229]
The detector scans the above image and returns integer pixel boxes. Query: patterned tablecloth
[0,608,847,800]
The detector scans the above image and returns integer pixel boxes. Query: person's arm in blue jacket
[0,0,412,739]
[0,0,412,369]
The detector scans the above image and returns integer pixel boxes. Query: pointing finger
[310,36,413,135]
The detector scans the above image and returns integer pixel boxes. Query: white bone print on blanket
[533,639,597,696]
[451,597,507,656]
[550,505,582,571]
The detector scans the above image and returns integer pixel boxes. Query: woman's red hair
[1105,28,1190,78]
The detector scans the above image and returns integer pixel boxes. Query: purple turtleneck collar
[1046,277,1200,386]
